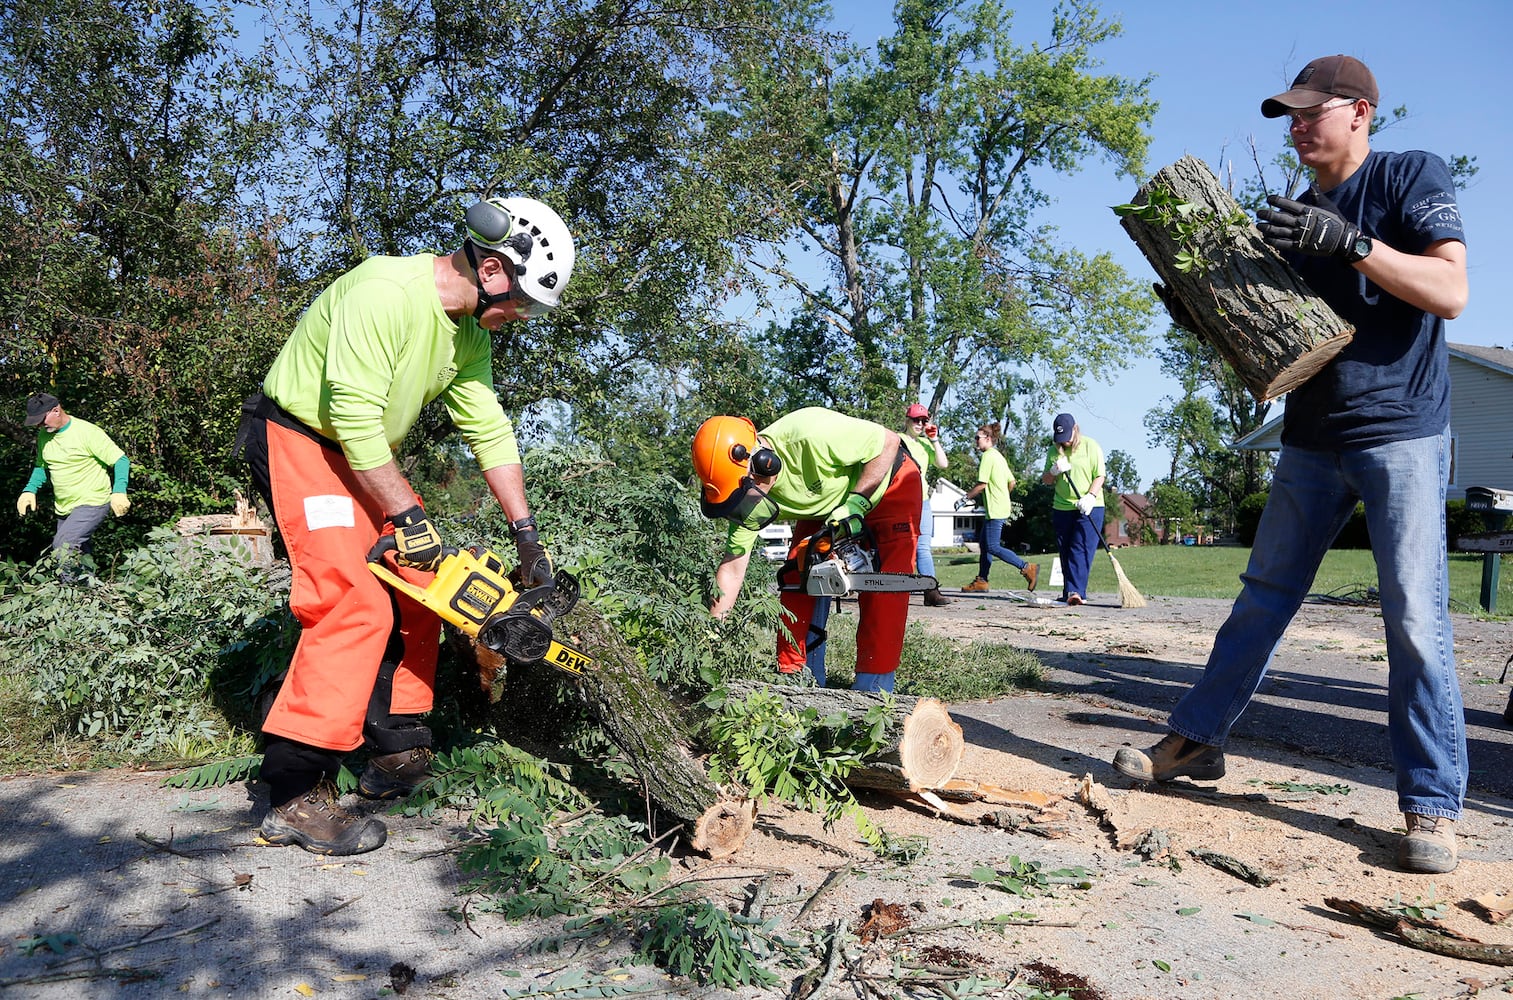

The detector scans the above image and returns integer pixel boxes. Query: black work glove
[1255,193,1368,262]
[511,517,555,590]
[1152,282,1198,333]
[390,504,444,571]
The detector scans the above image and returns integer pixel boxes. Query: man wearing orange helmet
[692,407,922,692]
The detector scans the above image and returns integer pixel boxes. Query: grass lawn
[929,544,1512,616]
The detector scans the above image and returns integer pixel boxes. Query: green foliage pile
[705,687,892,849]
[0,530,286,753]
[454,447,786,695]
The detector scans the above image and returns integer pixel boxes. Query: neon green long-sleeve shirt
[263,254,519,472]
[724,407,889,557]
[29,417,126,515]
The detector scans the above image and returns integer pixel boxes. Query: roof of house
[1231,341,1513,451]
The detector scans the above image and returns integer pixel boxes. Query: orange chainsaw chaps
[260,420,439,752]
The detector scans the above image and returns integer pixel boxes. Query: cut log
[463,602,753,859]
[723,681,965,792]
[1117,155,1355,402]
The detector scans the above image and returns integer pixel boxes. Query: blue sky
[821,0,1512,489]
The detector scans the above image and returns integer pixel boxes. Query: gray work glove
[511,517,555,590]
[1256,193,1368,262]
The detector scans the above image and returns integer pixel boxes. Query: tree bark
[723,681,965,792]
[465,603,753,859]
[1118,155,1354,402]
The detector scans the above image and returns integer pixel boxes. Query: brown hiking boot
[1113,733,1225,783]
[1022,563,1039,591]
[259,779,387,855]
[359,746,436,800]
[1066,593,1083,606]
[923,588,952,607]
[962,578,989,593]
[1398,814,1457,874]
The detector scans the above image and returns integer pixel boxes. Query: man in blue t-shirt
[1114,55,1468,876]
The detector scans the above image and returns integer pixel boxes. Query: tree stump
[723,681,965,792]
[1117,155,1354,402]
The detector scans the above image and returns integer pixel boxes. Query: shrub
[0,529,285,751]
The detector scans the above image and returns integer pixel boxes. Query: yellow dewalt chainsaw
[367,536,594,679]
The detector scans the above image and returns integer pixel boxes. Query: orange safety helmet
[691,415,781,526]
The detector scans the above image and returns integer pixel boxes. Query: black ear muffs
[465,199,512,244]
[730,443,782,477]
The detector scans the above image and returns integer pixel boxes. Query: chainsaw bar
[835,572,938,593]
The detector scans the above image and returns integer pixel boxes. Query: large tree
[719,0,1158,439]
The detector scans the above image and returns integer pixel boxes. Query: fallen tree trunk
[465,603,753,859]
[723,681,964,792]
[1117,155,1354,402]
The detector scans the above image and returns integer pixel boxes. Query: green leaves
[636,901,783,988]
[954,856,1093,898]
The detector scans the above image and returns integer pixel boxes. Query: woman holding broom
[1040,412,1104,606]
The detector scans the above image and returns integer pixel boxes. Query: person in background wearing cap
[233,196,575,856]
[15,392,131,583]
[1039,413,1102,605]
[692,408,922,693]
[1116,55,1468,876]
[901,403,952,607]
[962,422,1038,595]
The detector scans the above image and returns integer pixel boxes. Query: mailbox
[1461,486,1511,614]
[1465,486,1513,515]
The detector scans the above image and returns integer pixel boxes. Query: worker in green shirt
[236,196,574,856]
[693,407,922,692]
[16,392,130,583]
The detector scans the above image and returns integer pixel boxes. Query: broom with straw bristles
[1061,472,1146,609]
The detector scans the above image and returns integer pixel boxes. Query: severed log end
[899,698,964,790]
[690,799,755,859]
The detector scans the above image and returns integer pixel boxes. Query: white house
[754,478,984,558]
[1230,341,1513,500]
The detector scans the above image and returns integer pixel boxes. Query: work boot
[359,746,436,800]
[259,779,387,855]
[1113,733,1226,783]
[1398,814,1457,874]
[1066,593,1083,606]
[962,578,989,593]
[1022,563,1039,591]
[923,588,952,607]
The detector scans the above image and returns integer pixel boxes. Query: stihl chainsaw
[367,536,594,679]
[776,522,937,597]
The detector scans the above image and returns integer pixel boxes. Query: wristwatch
[1344,234,1373,263]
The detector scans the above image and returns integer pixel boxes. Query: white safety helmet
[463,196,575,316]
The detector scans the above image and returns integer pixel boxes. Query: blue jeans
[805,597,831,686]
[916,498,935,577]
[1169,430,1465,819]
[977,517,1026,580]
[1051,507,1102,599]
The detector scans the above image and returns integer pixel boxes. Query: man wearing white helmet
[236,196,575,855]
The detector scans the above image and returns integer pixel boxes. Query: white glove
[17,492,36,517]
[1076,493,1097,516]
[1052,455,1072,475]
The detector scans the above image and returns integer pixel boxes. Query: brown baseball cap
[1261,55,1379,118]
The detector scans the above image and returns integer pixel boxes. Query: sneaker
[1398,814,1457,874]
[359,747,436,800]
[259,779,387,855]
[962,578,990,593]
[1022,563,1039,591]
[923,589,952,607]
[1066,593,1083,606]
[1113,733,1226,783]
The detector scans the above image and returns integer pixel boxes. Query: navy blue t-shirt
[1280,149,1466,450]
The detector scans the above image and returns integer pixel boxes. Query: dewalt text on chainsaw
[367,535,595,679]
